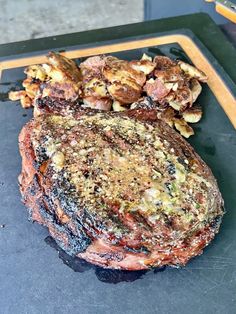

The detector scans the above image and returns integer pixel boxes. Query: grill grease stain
[169,47,190,63]
[45,236,166,283]
[204,144,216,156]
[0,79,23,101]
[0,92,9,102]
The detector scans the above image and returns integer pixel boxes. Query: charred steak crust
[19,102,224,270]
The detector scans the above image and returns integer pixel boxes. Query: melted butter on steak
[31,112,222,250]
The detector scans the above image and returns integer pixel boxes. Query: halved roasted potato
[129,59,156,75]
[155,65,184,83]
[108,82,141,104]
[80,55,106,74]
[190,79,202,103]
[47,52,82,83]
[178,61,207,82]
[103,61,146,87]
[174,118,194,138]
[182,106,202,123]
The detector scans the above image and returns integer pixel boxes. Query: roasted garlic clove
[167,86,192,112]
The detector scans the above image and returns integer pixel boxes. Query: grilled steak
[19,99,224,270]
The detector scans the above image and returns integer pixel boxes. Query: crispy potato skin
[9,53,207,137]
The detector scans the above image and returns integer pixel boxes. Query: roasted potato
[174,118,194,138]
[8,52,207,139]
[157,107,176,127]
[112,100,127,111]
[154,56,176,70]
[83,77,108,98]
[141,53,152,62]
[108,82,141,104]
[24,65,47,81]
[9,90,25,101]
[83,96,112,111]
[178,61,207,82]
[129,59,156,75]
[103,61,146,87]
[47,52,82,83]
[144,78,171,101]
[182,106,202,123]
[22,78,40,99]
[190,79,202,103]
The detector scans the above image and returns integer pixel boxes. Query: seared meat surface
[19,101,223,270]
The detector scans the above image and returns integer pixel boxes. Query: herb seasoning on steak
[18,102,224,270]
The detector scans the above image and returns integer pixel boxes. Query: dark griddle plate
[0,13,235,314]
